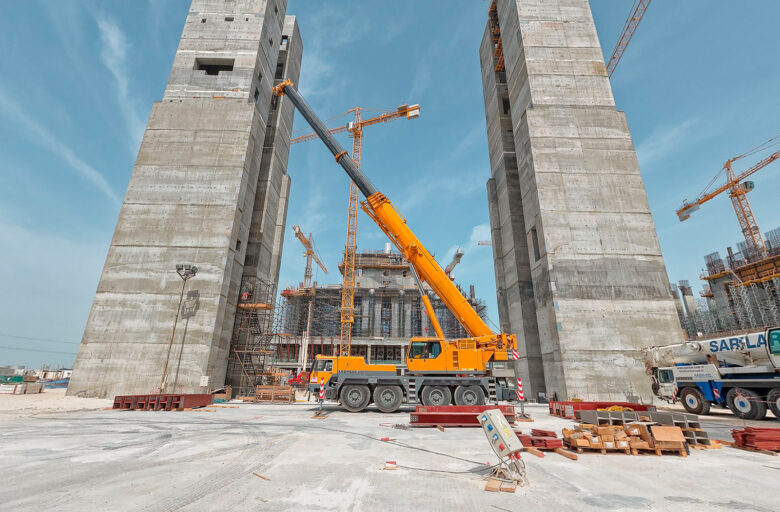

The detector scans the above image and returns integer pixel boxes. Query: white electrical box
[477,409,523,458]
[200,375,210,387]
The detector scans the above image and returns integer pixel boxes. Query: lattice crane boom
[607,0,652,77]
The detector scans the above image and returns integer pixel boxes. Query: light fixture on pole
[159,264,198,393]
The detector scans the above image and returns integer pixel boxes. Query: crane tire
[454,385,486,406]
[373,385,403,413]
[341,384,370,412]
[726,387,766,420]
[767,388,780,419]
[679,387,710,415]
[421,385,452,406]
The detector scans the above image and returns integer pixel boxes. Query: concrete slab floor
[0,392,778,511]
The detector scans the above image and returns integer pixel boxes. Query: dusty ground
[0,388,110,419]
[0,394,777,512]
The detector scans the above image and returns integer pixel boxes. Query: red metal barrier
[410,405,516,427]
[112,393,212,411]
[548,401,655,419]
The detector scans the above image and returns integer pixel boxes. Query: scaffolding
[225,277,277,396]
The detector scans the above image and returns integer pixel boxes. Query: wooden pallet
[631,443,687,457]
[564,440,630,455]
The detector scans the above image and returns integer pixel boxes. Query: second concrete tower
[481,0,682,401]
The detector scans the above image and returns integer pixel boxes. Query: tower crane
[292,225,327,289]
[291,104,420,357]
[444,248,464,280]
[677,135,780,259]
[606,0,651,77]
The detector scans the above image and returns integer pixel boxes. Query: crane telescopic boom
[273,80,511,348]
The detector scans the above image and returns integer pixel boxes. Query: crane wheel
[454,385,485,406]
[421,385,452,406]
[373,385,403,413]
[767,388,780,419]
[341,385,370,412]
[679,387,710,416]
[726,387,766,420]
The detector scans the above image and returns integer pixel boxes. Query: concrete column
[373,298,382,337]
[390,297,400,338]
[404,297,411,338]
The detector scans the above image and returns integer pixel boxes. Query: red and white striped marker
[319,377,325,401]
[511,348,524,401]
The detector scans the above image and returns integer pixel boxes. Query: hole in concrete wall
[201,18,206,23]
[502,97,510,115]
[275,62,285,79]
[225,16,234,22]
[236,239,242,251]
[530,227,541,262]
[275,5,279,14]
[254,88,259,102]
[195,58,235,76]
[269,38,273,46]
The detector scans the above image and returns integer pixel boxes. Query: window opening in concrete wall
[502,97,510,115]
[225,16,234,22]
[195,58,235,76]
[254,88,259,102]
[236,239,242,251]
[201,18,206,23]
[275,62,285,79]
[281,35,289,50]
[531,227,541,262]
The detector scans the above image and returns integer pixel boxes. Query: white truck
[644,326,780,420]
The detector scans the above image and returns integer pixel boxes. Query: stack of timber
[562,423,687,457]
[515,428,577,460]
[732,427,780,452]
[254,385,295,403]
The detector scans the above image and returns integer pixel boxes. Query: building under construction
[674,227,780,338]
[275,247,488,370]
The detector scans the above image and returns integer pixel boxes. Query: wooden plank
[523,447,545,458]
[484,478,502,492]
[252,472,270,481]
[554,448,578,461]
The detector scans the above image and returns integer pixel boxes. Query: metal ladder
[407,380,418,403]
[488,380,498,404]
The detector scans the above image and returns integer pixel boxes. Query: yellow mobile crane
[273,80,518,412]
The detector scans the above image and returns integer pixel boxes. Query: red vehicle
[288,371,310,389]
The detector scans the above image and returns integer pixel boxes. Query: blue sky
[2,1,779,368]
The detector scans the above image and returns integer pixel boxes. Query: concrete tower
[68,1,302,398]
[480,0,682,401]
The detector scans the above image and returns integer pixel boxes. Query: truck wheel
[767,389,780,419]
[421,385,452,406]
[726,387,766,420]
[373,385,403,413]
[454,385,486,406]
[679,387,710,415]
[341,385,370,412]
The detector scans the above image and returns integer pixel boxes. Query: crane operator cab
[406,338,450,373]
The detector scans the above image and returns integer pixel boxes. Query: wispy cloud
[636,118,699,167]
[95,14,145,150]
[0,89,120,204]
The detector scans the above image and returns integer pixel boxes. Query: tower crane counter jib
[274,80,519,412]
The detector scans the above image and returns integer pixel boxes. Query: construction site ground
[1,390,777,512]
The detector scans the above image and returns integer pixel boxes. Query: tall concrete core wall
[480,0,682,401]
[68,0,301,398]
